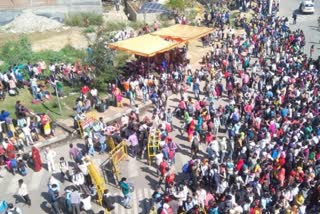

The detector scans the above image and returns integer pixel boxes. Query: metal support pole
[54,83,62,115]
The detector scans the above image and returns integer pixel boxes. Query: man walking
[165,108,173,131]
[70,189,81,214]
[69,143,82,163]
[293,13,297,24]
[119,177,132,209]
[44,147,57,172]
[17,179,31,206]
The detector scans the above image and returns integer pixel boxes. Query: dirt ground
[0,26,88,51]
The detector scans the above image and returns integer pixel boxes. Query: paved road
[278,0,320,58]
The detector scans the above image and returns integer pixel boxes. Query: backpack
[232,113,239,122]
[128,183,134,192]
[182,163,190,173]
[192,137,200,149]
[75,150,83,162]
[10,159,17,168]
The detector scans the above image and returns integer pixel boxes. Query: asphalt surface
[278,0,320,58]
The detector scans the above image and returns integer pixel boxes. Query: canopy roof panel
[152,24,213,42]
[108,34,180,57]
[139,2,170,14]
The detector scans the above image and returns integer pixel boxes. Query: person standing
[119,177,132,209]
[48,183,61,214]
[115,0,120,11]
[159,158,169,184]
[31,146,42,172]
[44,147,57,173]
[59,157,69,183]
[293,13,297,24]
[165,108,173,131]
[310,45,315,58]
[85,135,95,156]
[22,124,33,146]
[70,189,81,214]
[127,131,139,159]
[69,143,82,163]
[17,179,31,206]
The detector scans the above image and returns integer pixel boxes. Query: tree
[87,29,119,91]
[166,0,186,11]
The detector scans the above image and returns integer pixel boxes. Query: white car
[300,0,315,14]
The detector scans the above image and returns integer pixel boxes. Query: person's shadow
[13,194,23,204]
[40,201,52,214]
[40,192,52,213]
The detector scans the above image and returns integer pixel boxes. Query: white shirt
[78,162,90,175]
[45,150,57,163]
[18,183,28,196]
[72,173,85,186]
[81,195,92,210]
[7,207,22,214]
[22,126,31,136]
[155,153,163,166]
[90,88,98,97]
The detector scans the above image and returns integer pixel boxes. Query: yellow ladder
[87,159,107,206]
[147,130,160,165]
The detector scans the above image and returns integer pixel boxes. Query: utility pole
[54,82,62,115]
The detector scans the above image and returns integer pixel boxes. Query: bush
[0,35,33,66]
[83,26,95,33]
[105,21,127,32]
[128,21,145,30]
[0,36,85,71]
[32,45,85,64]
[65,12,103,27]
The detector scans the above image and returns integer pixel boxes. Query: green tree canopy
[87,29,119,91]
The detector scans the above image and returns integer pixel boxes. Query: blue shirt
[281,108,288,117]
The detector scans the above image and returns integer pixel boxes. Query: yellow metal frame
[109,141,128,181]
[86,159,106,206]
[147,130,160,165]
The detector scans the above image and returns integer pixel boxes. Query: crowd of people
[64,3,320,213]
[142,5,320,214]
[1,0,320,213]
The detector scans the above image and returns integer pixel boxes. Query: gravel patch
[1,11,63,33]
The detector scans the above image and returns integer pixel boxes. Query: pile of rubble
[2,12,62,33]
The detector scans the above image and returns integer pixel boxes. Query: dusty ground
[0,26,88,51]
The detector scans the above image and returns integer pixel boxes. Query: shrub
[105,21,127,32]
[129,21,145,30]
[0,36,85,71]
[0,35,33,66]
[65,12,103,27]
[83,26,95,33]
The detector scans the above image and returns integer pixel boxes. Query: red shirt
[159,161,168,175]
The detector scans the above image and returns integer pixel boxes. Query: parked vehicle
[300,0,315,14]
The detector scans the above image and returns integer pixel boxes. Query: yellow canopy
[108,34,180,57]
[152,24,213,42]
